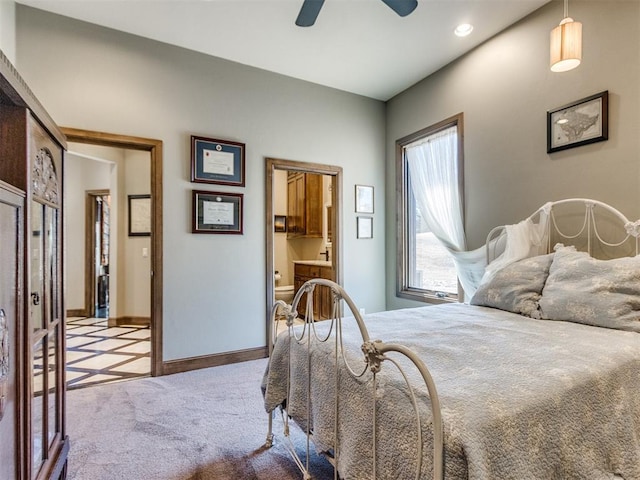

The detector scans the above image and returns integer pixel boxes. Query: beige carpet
[66,358,333,479]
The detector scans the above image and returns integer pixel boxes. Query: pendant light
[550,0,582,72]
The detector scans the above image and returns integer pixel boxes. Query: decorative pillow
[470,253,554,318]
[539,248,640,332]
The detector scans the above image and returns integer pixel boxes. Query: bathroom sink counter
[293,260,332,267]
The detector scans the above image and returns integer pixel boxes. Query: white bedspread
[263,303,640,480]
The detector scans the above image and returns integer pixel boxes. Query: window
[396,113,464,302]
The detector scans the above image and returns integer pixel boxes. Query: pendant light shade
[550,0,582,72]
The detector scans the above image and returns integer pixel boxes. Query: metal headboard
[486,198,640,264]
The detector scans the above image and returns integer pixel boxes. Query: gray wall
[0,1,15,63]
[385,0,640,310]
[15,5,387,361]
[122,150,151,318]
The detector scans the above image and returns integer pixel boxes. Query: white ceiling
[16,0,550,101]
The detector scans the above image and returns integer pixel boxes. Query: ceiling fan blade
[295,0,325,27]
[380,0,418,17]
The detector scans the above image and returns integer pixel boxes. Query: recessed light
[454,23,474,37]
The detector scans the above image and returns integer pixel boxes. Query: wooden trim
[162,347,268,376]
[66,309,87,317]
[0,106,29,191]
[61,127,164,376]
[62,127,158,151]
[395,112,465,302]
[0,178,25,198]
[50,436,70,480]
[36,434,70,480]
[107,316,151,327]
[265,158,343,352]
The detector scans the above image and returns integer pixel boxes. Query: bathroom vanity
[293,261,335,320]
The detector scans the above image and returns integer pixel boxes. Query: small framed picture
[357,216,373,239]
[355,184,374,213]
[191,135,245,186]
[547,91,608,153]
[128,194,151,237]
[274,215,287,233]
[192,190,243,234]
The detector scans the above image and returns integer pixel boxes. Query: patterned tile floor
[65,317,151,389]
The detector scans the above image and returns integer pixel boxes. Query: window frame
[395,113,465,303]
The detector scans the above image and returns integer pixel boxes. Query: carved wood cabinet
[0,52,69,480]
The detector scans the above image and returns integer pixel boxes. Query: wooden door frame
[265,158,343,351]
[61,127,164,376]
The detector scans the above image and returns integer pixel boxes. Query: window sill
[396,290,459,305]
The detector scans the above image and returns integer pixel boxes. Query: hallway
[65,317,150,389]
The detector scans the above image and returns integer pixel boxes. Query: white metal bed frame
[486,198,640,263]
[265,198,640,480]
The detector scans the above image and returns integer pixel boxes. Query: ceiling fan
[295,0,418,27]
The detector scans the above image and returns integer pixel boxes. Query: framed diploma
[128,194,151,237]
[191,135,245,186]
[192,190,243,234]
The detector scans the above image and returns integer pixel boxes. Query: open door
[265,158,343,350]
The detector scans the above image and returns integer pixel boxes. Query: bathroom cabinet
[0,51,69,480]
[287,172,323,238]
[294,262,335,320]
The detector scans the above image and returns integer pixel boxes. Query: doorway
[62,128,164,380]
[87,190,110,319]
[265,158,343,348]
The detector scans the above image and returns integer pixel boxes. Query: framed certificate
[128,194,151,236]
[192,190,243,234]
[191,135,245,186]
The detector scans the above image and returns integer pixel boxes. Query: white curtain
[405,129,550,300]
[480,206,551,285]
[405,126,485,299]
[406,127,464,252]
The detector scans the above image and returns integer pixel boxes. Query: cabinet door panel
[0,195,20,480]
[304,174,323,237]
[32,338,45,478]
[30,201,45,332]
[45,207,60,326]
[47,330,58,449]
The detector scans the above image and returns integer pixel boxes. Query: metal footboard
[266,279,444,480]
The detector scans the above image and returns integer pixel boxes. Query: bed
[262,198,640,480]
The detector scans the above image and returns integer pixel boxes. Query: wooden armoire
[0,50,69,479]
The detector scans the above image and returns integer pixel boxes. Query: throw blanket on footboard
[262,303,640,480]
